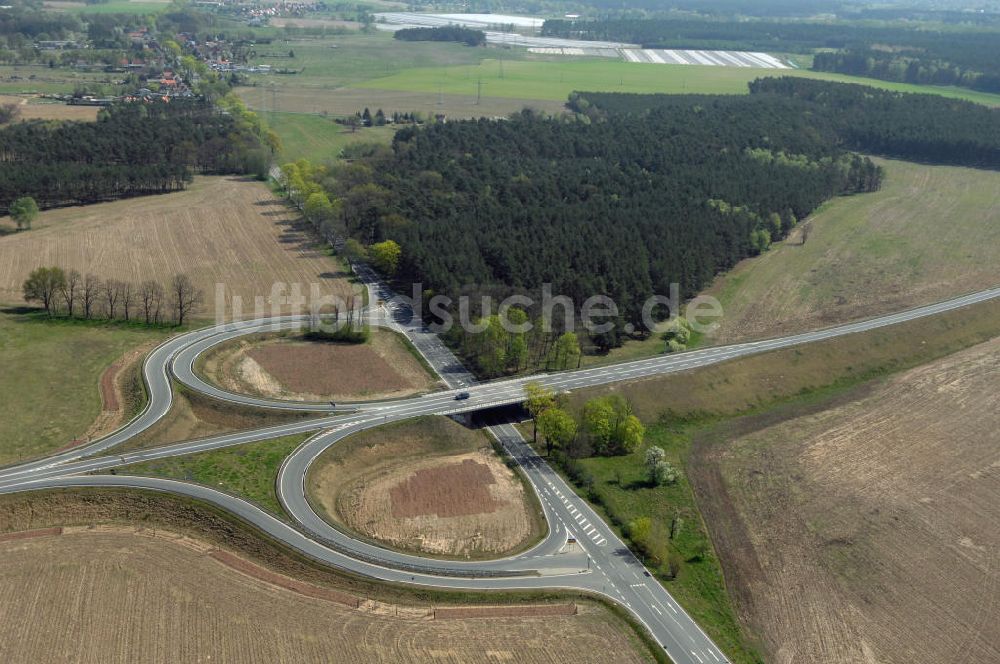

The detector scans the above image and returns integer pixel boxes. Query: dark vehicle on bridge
[454,392,471,400]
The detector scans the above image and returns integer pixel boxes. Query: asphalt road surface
[2,279,999,664]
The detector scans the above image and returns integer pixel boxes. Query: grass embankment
[122,433,310,516]
[708,158,1000,343]
[0,309,170,466]
[306,416,548,561]
[120,382,315,451]
[536,296,1000,664]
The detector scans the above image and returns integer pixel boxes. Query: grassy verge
[386,327,441,385]
[535,423,763,664]
[533,296,1000,663]
[121,433,310,516]
[0,307,171,466]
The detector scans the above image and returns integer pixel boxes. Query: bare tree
[82,274,101,320]
[103,279,121,320]
[60,269,81,318]
[120,281,135,322]
[170,274,202,326]
[139,280,164,325]
[800,224,810,246]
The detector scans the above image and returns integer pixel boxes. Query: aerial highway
[2,276,999,664]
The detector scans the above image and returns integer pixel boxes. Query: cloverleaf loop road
[3,275,998,664]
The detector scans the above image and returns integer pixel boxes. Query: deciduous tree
[369,239,401,275]
[537,407,576,455]
[170,273,202,326]
[10,196,39,231]
[82,274,101,320]
[139,280,164,325]
[524,382,555,443]
[22,266,65,316]
[60,269,81,318]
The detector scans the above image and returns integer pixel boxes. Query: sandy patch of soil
[691,336,1000,664]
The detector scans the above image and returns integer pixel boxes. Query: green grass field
[0,309,170,466]
[123,433,310,516]
[247,32,500,91]
[0,65,120,95]
[47,0,171,14]
[357,57,1000,106]
[264,111,396,163]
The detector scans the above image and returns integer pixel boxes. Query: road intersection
[2,280,999,664]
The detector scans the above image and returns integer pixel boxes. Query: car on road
[454,392,471,400]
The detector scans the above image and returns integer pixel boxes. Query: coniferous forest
[0,100,271,212]
[332,82,887,344]
[323,78,1000,353]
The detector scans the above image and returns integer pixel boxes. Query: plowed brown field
[0,529,648,664]
[0,177,355,317]
[692,336,1000,664]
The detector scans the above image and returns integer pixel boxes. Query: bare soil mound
[391,458,501,518]
[307,417,546,559]
[201,329,440,401]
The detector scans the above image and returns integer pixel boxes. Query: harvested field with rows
[308,417,546,559]
[691,336,1000,663]
[0,529,648,664]
[0,177,356,318]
